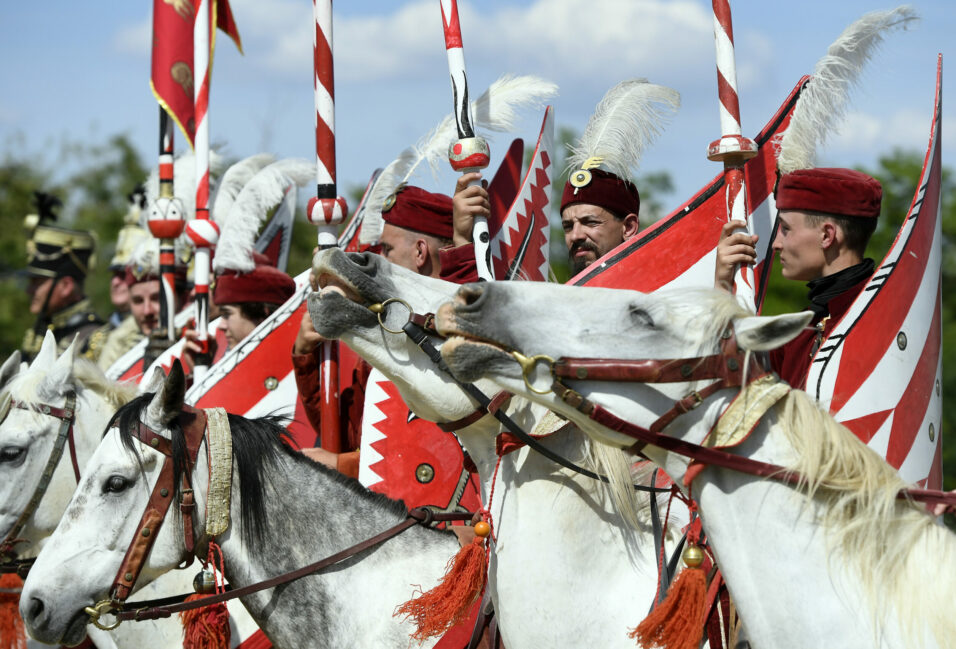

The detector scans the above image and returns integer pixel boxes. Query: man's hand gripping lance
[708,0,758,310]
[440,0,493,281]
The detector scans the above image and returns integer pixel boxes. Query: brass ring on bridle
[511,351,556,395]
[369,298,413,335]
[85,599,122,630]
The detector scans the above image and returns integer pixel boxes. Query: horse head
[19,362,201,645]
[437,281,810,461]
[309,247,529,432]
[1,331,134,555]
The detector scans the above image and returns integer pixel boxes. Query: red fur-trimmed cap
[560,168,641,218]
[381,185,454,240]
[776,168,882,218]
[213,254,296,306]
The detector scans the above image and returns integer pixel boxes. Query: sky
[0,0,951,221]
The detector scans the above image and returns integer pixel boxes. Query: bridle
[84,403,208,626]
[84,403,475,631]
[504,326,956,512]
[0,391,81,574]
[368,298,671,495]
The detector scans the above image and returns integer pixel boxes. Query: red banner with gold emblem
[150,0,242,147]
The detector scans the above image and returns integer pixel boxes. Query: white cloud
[114,18,151,57]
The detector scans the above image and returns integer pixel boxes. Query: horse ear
[146,361,186,428]
[31,330,59,371]
[735,311,814,352]
[38,335,79,397]
[0,350,21,389]
[139,366,167,396]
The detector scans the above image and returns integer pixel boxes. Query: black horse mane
[106,394,408,547]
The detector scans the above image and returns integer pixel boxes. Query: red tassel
[629,550,707,649]
[180,593,231,649]
[0,574,26,649]
[394,535,487,642]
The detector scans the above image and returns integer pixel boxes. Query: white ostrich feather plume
[567,78,680,180]
[214,158,315,274]
[212,153,277,226]
[359,74,558,244]
[776,5,918,174]
[143,149,227,225]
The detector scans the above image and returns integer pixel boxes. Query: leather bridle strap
[401,318,670,494]
[546,336,956,511]
[109,508,474,622]
[0,392,78,560]
[110,407,206,602]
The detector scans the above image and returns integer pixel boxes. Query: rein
[0,392,81,565]
[84,404,476,630]
[371,298,670,495]
[512,327,956,512]
[90,505,472,628]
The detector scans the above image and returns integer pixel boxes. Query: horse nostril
[26,596,44,624]
[457,284,485,308]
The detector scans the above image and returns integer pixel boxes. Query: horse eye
[0,447,24,464]
[104,475,130,494]
[630,307,655,328]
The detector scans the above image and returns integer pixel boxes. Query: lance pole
[185,0,219,383]
[307,0,348,449]
[707,0,758,310]
[440,0,492,281]
[146,108,185,355]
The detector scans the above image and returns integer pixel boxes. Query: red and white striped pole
[440,0,492,281]
[307,0,348,450]
[185,0,219,382]
[149,108,185,345]
[707,0,758,310]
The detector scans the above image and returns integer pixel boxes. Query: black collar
[806,259,874,319]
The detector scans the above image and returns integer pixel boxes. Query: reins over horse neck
[530,327,956,511]
[84,403,477,630]
[0,392,80,567]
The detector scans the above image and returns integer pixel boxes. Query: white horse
[435,280,955,649]
[308,248,689,648]
[0,332,259,649]
[17,357,470,649]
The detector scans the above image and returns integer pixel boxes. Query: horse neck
[651,392,910,648]
[206,450,455,648]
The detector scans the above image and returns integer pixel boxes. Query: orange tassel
[630,545,707,649]
[0,574,26,649]
[394,535,487,642]
[180,594,231,649]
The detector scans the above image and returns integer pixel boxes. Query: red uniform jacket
[769,274,869,390]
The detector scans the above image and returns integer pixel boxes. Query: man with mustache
[443,167,640,281]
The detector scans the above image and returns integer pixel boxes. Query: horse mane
[677,289,951,644]
[772,388,950,644]
[72,359,138,409]
[109,395,409,548]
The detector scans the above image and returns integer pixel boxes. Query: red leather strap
[437,391,512,432]
[111,407,207,602]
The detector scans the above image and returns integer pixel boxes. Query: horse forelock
[6,357,135,412]
[768,387,951,643]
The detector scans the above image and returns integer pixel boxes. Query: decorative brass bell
[193,568,217,594]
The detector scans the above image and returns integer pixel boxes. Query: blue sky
[0,0,951,218]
